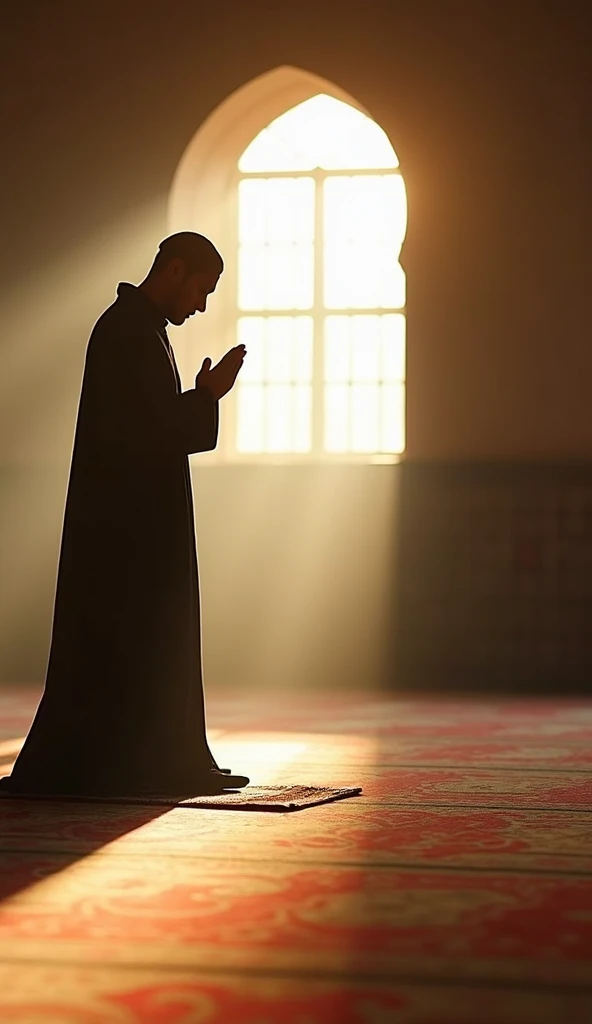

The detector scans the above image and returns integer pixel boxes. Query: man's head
[142,232,223,326]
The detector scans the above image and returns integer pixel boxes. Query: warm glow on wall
[234,93,407,459]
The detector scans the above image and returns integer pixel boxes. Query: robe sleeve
[155,382,219,456]
[85,325,219,459]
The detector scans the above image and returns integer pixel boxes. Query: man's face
[167,265,220,326]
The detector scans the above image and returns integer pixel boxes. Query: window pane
[238,316,313,383]
[266,318,293,382]
[236,318,313,452]
[325,385,349,452]
[267,385,292,451]
[238,179,268,244]
[323,318,406,454]
[239,242,314,310]
[324,316,350,383]
[266,178,315,242]
[324,246,406,309]
[238,94,399,173]
[239,115,316,173]
[293,318,314,382]
[317,98,399,170]
[325,175,406,242]
[237,318,265,381]
[238,178,315,311]
[325,314,405,384]
[381,315,406,381]
[266,242,314,309]
[239,178,315,244]
[293,385,312,451]
[381,383,405,453]
[380,254,406,309]
[238,384,313,453]
[238,245,267,310]
[351,316,380,382]
[237,385,264,452]
[351,385,379,451]
[263,385,313,452]
[324,175,407,309]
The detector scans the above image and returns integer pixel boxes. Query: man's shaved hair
[151,232,224,276]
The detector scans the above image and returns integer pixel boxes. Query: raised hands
[195,345,246,401]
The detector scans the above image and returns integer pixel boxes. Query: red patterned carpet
[0,685,591,1023]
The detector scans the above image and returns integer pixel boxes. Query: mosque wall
[0,2,590,689]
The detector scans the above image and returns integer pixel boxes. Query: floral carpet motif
[0,686,591,1022]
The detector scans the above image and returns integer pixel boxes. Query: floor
[0,685,591,1022]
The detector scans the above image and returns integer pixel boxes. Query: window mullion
[312,170,324,458]
[239,167,399,179]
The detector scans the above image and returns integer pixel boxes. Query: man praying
[0,232,249,796]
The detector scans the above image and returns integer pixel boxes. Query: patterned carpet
[0,685,591,1023]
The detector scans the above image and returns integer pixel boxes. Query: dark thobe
[2,283,219,795]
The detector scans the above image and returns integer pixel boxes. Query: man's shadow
[0,787,171,907]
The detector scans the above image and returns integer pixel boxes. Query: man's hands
[195,345,246,401]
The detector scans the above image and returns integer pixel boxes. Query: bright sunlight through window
[235,93,407,457]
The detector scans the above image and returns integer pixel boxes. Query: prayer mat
[0,783,362,812]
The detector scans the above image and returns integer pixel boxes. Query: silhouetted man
[0,232,248,796]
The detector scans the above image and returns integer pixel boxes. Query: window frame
[167,66,406,466]
[232,165,406,463]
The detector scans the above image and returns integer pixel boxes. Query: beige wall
[194,465,399,693]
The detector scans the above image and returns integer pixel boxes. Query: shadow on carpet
[0,784,362,812]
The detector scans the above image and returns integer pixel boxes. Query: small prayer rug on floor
[0,783,362,812]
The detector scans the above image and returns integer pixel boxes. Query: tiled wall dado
[393,464,592,693]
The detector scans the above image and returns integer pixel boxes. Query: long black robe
[2,283,219,795]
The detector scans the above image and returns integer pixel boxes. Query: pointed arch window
[233,93,407,459]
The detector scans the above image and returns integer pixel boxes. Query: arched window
[169,69,407,463]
